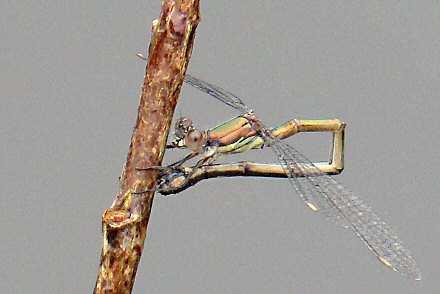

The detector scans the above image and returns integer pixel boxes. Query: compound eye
[185,129,206,151]
[173,117,194,145]
[176,117,193,132]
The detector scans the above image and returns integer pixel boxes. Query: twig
[94,1,200,293]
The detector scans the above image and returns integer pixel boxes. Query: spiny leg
[165,146,219,192]
[134,147,219,194]
[136,150,201,172]
[167,150,202,168]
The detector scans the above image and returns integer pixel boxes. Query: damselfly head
[172,117,194,147]
[185,129,207,151]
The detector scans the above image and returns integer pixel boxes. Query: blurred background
[1,1,439,293]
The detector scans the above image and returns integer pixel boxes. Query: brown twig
[94,1,200,293]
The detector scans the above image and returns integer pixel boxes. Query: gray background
[1,1,439,293]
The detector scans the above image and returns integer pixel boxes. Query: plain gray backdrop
[1,1,439,293]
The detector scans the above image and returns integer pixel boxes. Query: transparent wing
[263,133,421,280]
[184,74,251,114]
[183,73,421,279]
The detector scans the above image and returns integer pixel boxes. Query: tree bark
[94,1,200,293]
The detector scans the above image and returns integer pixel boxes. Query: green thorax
[206,116,295,154]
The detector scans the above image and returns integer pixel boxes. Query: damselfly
[158,116,345,193]
[136,54,421,280]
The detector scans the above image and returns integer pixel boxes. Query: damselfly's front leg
[135,150,201,172]
[134,146,219,194]
[160,146,219,193]
[133,149,202,194]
